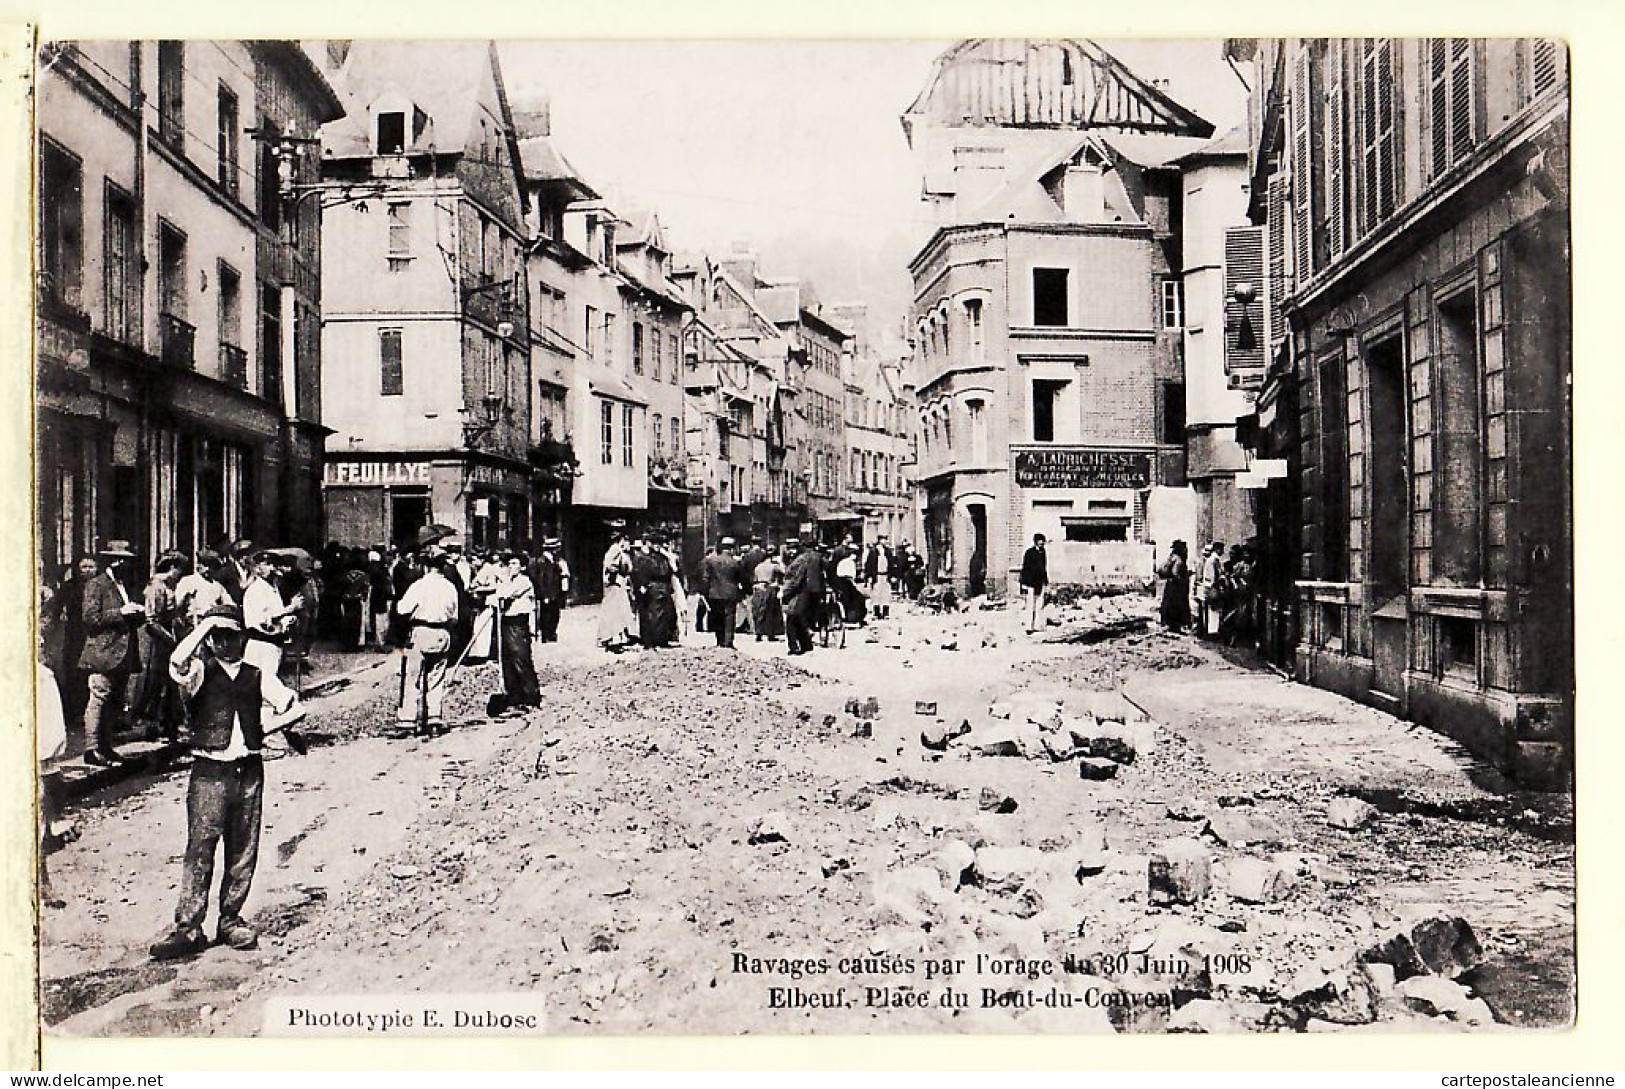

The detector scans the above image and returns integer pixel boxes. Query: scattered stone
[1010,885,1045,919]
[933,839,977,889]
[1362,916,1485,980]
[988,700,1013,720]
[979,788,1018,814]
[1078,757,1121,781]
[1397,975,1487,1022]
[1166,801,1207,823]
[1327,796,1379,831]
[821,858,851,879]
[1148,840,1211,906]
[1286,958,1379,1026]
[914,700,937,716]
[388,865,420,880]
[852,721,873,739]
[1203,810,1287,848]
[748,812,790,845]
[969,845,1045,895]
[920,723,949,751]
[1101,987,1173,1034]
[1073,825,1110,878]
[1224,857,1291,904]
[588,931,617,953]
[873,866,951,928]
[1216,794,1254,808]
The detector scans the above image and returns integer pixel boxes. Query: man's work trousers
[175,755,264,932]
[707,596,737,648]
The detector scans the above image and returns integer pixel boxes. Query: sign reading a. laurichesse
[1013,448,1154,490]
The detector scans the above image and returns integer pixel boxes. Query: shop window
[1033,267,1069,326]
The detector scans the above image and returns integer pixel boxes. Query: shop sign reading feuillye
[324,459,432,486]
[1013,448,1154,489]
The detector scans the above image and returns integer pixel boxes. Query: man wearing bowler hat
[78,540,145,766]
[698,536,744,649]
[150,603,303,960]
[529,537,569,644]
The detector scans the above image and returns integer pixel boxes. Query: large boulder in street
[1203,810,1288,848]
[1361,916,1485,980]
[1222,856,1293,904]
[1285,956,1380,1026]
[1148,839,1211,906]
[1072,689,1148,724]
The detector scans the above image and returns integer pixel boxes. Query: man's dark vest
[187,659,264,752]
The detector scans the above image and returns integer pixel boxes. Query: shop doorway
[967,503,988,597]
[390,490,431,550]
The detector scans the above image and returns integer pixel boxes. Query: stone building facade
[36,40,342,581]
[1236,38,1570,784]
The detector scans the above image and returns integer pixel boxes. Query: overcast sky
[498,39,1250,337]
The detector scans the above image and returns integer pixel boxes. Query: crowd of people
[1155,538,1259,646]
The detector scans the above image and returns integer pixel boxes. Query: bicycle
[813,586,851,649]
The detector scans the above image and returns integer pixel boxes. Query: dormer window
[377,111,406,155]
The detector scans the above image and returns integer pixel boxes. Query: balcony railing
[220,342,247,388]
[160,313,195,368]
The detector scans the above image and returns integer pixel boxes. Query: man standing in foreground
[394,553,461,735]
[698,537,744,649]
[1019,533,1049,634]
[494,552,541,714]
[150,604,303,960]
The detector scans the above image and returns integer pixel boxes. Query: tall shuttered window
[1357,38,1401,237]
[1428,39,1477,179]
[1265,166,1289,349]
[1223,226,1267,384]
[1324,39,1348,260]
[1288,42,1316,287]
[1519,39,1564,107]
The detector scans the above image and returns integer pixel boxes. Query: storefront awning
[815,510,864,522]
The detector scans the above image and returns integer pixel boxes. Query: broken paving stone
[1203,810,1287,848]
[587,932,617,954]
[821,858,852,879]
[1327,796,1379,831]
[1166,801,1208,823]
[920,723,950,751]
[1078,757,1121,781]
[1224,857,1292,904]
[1010,886,1045,920]
[1396,975,1490,1022]
[1167,998,1272,1033]
[748,812,791,845]
[1286,959,1380,1026]
[979,788,1019,814]
[914,700,938,716]
[1362,916,1485,980]
[388,865,420,880]
[852,721,873,739]
[934,839,977,889]
[969,845,1046,895]
[1148,840,1211,906]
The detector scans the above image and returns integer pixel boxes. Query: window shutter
[1377,39,1399,219]
[1531,39,1560,98]
[1429,39,1449,177]
[1289,42,1315,286]
[1325,39,1347,260]
[1223,226,1267,387]
[1449,39,1474,166]
[1266,169,1289,349]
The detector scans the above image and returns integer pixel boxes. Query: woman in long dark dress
[631,537,679,649]
[1157,540,1192,632]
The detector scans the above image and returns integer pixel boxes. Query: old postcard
[10,16,1601,1069]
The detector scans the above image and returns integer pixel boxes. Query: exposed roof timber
[902,39,1213,139]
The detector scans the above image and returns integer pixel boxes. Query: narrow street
[39,595,1574,1036]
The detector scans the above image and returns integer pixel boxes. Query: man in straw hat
[78,540,144,766]
[149,603,304,960]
